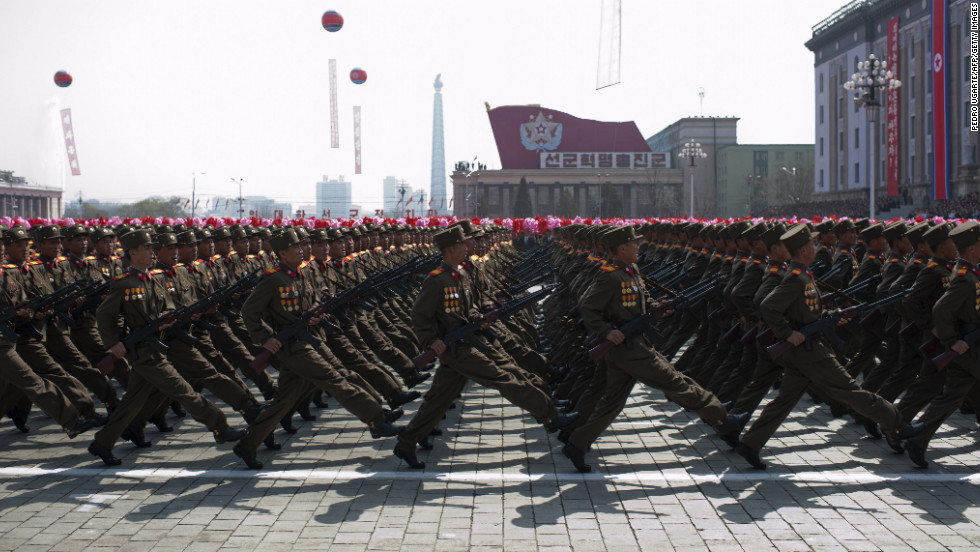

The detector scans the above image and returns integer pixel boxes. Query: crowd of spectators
[921,192,980,219]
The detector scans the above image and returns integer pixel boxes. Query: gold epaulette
[148,269,163,275]
[113,273,130,280]
[926,261,940,269]
[790,268,803,276]
[264,266,282,275]
[768,265,781,274]
[429,267,445,276]
[600,265,618,272]
[956,266,969,276]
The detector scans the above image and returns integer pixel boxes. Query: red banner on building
[60,108,80,175]
[931,0,949,200]
[886,17,900,197]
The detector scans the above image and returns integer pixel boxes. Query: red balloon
[54,71,72,87]
[321,10,343,32]
[350,68,367,84]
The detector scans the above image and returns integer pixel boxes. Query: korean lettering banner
[60,108,80,175]
[886,16,900,197]
[932,0,950,200]
[540,152,669,170]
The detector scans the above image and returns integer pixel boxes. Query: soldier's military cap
[603,225,640,250]
[211,226,233,240]
[308,228,328,243]
[903,221,929,246]
[35,225,62,240]
[115,223,132,235]
[832,219,855,234]
[91,227,115,240]
[173,223,188,233]
[2,226,30,243]
[741,222,768,244]
[854,218,871,231]
[268,229,300,252]
[814,220,835,234]
[243,225,259,237]
[882,222,908,243]
[63,223,90,238]
[154,232,178,248]
[860,223,885,241]
[684,223,704,238]
[175,230,199,246]
[923,223,951,248]
[230,225,248,241]
[325,228,344,241]
[349,227,362,238]
[949,221,980,251]
[257,227,272,240]
[293,226,311,241]
[434,227,466,250]
[762,222,788,247]
[194,227,213,241]
[780,223,814,253]
[119,229,154,252]
[153,224,174,235]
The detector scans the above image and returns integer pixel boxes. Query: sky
[0,0,847,216]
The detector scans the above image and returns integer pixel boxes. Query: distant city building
[315,175,351,219]
[715,145,815,217]
[429,74,447,215]
[646,117,738,217]
[452,105,681,219]
[0,170,62,218]
[806,0,978,207]
[382,176,410,217]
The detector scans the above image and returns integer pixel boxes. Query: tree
[513,177,533,218]
[117,196,187,218]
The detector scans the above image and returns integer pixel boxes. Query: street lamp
[843,53,901,219]
[679,140,707,218]
[465,165,478,218]
[191,172,205,218]
[229,177,244,219]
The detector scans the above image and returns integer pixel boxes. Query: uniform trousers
[237,343,385,451]
[569,350,726,453]
[907,356,980,451]
[15,339,96,418]
[0,341,81,430]
[94,347,229,450]
[45,326,117,407]
[397,342,557,449]
[741,348,904,451]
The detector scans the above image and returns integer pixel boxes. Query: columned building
[451,105,682,219]
[0,170,62,218]
[806,0,978,207]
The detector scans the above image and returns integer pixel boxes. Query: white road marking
[3,466,978,485]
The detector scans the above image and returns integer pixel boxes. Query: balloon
[321,10,343,32]
[54,71,72,87]
[350,68,367,84]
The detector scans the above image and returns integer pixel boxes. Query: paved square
[0,376,977,551]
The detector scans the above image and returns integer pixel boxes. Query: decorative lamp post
[843,53,901,219]
[191,172,205,218]
[679,140,707,218]
[230,177,244,219]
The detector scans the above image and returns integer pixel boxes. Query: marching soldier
[733,224,916,469]
[89,229,245,466]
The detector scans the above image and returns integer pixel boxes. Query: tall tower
[429,74,446,216]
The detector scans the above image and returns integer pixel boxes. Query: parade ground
[0,377,977,552]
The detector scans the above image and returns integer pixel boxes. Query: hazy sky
[1,0,845,214]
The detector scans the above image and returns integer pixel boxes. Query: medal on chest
[975,281,980,311]
[124,287,145,301]
[620,280,639,308]
[804,282,819,313]
[279,285,300,312]
[443,285,461,314]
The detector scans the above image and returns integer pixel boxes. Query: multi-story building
[451,105,682,219]
[806,0,978,207]
[716,145,816,217]
[0,170,62,218]
[315,175,351,219]
[646,117,739,218]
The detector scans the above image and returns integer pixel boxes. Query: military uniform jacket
[813,243,835,276]
[877,252,909,296]
[96,267,175,349]
[888,253,928,299]
[848,250,885,302]
[1,265,29,341]
[731,253,768,322]
[901,256,954,331]
[411,262,476,350]
[578,259,653,361]
[151,262,198,333]
[241,263,320,348]
[753,261,789,309]
[932,260,980,353]
[90,253,125,281]
[760,261,833,362]
[828,247,860,289]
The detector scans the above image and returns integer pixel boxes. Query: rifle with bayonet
[9,280,89,340]
[43,278,108,327]
[95,310,178,374]
[766,290,911,360]
[411,284,559,369]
